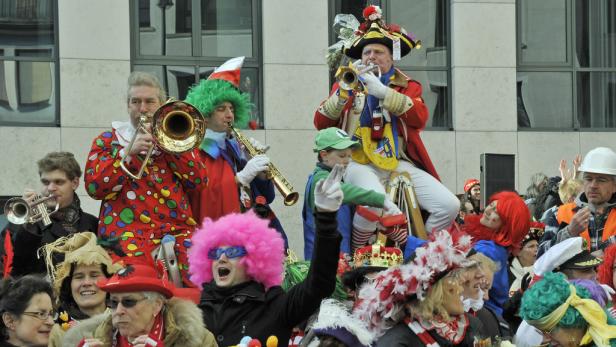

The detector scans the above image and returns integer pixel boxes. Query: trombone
[120,100,206,180]
[4,194,59,226]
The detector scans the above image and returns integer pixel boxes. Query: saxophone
[229,125,299,206]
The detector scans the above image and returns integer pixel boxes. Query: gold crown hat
[42,232,122,298]
[353,242,403,268]
[343,5,421,60]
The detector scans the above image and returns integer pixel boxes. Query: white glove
[249,137,269,153]
[314,164,345,212]
[236,154,270,186]
[361,71,388,99]
[383,198,402,216]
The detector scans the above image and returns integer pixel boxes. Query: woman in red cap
[62,263,216,347]
[462,191,531,316]
[463,178,481,214]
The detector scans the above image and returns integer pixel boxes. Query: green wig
[185,78,251,129]
[520,272,590,329]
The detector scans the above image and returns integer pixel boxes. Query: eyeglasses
[108,297,148,309]
[208,246,247,260]
[22,311,57,321]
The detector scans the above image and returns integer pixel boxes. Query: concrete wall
[1,0,615,257]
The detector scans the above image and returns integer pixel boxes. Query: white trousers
[344,160,459,234]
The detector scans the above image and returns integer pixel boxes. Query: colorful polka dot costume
[84,129,207,283]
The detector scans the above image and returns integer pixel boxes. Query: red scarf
[114,313,165,347]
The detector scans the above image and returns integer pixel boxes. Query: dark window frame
[327,0,453,130]
[516,0,616,131]
[0,0,60,127]
[129,0,264,127]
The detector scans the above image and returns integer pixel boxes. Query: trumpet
[4,194,59,226]
[229,125,300,206]
[335,62,380,92]
[120,100,206,180]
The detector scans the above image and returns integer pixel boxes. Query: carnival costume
[84,115,206,283]
[188,210,341,346]
[508,221,544,296]
[314,5,459,251]
[520,272,616,347]
[185,57,287,247]
[463,191,530,315]
[353,229,483,346]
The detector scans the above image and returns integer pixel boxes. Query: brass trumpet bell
[335,62,380,92]
[4,195,59,226]
[153,100,206,153]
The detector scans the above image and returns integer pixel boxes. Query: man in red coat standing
[314,6,458,250]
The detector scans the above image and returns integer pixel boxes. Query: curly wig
[463,191,530,252]
[598,244,616,303]
[185,78,250,129]
[520,272,589,329]
[188,211,285,289]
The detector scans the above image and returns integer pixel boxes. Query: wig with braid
[188,211,285,289]
[463,191,530,252]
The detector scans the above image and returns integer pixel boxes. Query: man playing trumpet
[314,5,459,250]
[84,72,207,285]
[1,151,98,277]
[185,57,288,248]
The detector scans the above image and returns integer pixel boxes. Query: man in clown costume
[314,5,459,249]
[185,57,288,248]
[84,71,207,285]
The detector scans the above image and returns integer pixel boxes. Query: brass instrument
[152,234,182,288]
[229,125,300,206]
[335,62,380,92]
[4,194,59,226]
[378,172,427,245]
[120,100,206,180]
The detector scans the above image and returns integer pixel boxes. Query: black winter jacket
[199,211,341,346]
[2,209,98,277]
[376,315,485,347]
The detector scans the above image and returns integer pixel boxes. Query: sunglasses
[108,297,147,309]
[208,246,247,260]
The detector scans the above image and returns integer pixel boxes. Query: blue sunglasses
[208,246,247,260]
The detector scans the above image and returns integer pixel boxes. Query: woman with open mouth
[0,275,56,347]
[41,231,122,347]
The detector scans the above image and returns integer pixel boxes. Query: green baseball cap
[313,127,359,152]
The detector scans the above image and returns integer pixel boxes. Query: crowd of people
[1,5,616,347]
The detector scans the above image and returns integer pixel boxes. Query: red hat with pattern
[463,179,480,193]
[207,56,245,88]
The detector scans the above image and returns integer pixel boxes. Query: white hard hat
[578,147,616,176]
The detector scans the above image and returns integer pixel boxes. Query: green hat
[314,127,359,152]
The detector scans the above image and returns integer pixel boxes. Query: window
[329,0,451,129]
[0,0,59,126]
[130,0,263,127]
[517,0,616,129]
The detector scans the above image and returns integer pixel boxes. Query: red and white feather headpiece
[353,230,474,336]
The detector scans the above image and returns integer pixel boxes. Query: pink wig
[188,211,285,289]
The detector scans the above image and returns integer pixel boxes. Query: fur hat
[188,211,285,289]
[42,232,122,298]
[184,57,251,129]
[344,5,420,60]
[309,299,376,347]
[353,230,473,335]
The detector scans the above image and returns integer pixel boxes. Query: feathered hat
[344,5,421,60]
[353,230,473,335]
[188,211,285,289]
[185,56,251,129]
[42,232,122,299]
[308,299,376,347]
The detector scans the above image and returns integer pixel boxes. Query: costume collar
[417,314,470,345]
[390,68,411,88]
[112,121,136,147]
